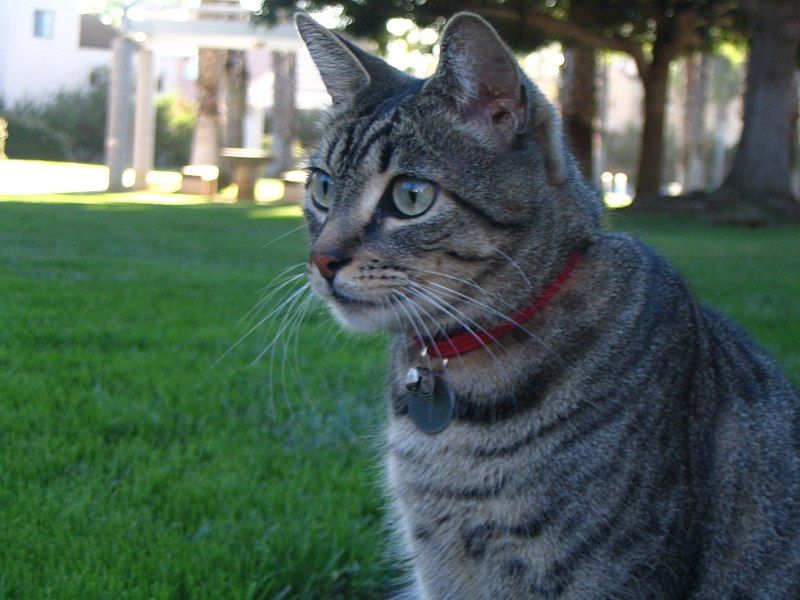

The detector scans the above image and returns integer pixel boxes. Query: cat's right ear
[294,13,370,106]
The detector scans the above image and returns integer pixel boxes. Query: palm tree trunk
[221,49,248,181]
[267,50,297,177]
[191,47,226,166]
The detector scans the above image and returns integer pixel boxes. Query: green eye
[310,171,333,210]
[392,178,437,217]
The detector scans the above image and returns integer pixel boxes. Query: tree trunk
[559,46,597,182]
[267,50,297,177]
[634,56,670,204]
[682,52,709,192]
[791,72,799,196]
[191,47,226,166]
[220,49,248,181]
[718,0,800,220]
[710,54,738,188]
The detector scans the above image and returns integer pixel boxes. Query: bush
[155,94,197,169]
[6,69,108,163]
[4,70,197,168]
[3,113,70,161]
[263,108,327,157]
[12,68,109,163]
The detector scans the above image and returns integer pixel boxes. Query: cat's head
[296,12,602,334]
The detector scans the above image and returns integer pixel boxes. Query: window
[33,10,55,39]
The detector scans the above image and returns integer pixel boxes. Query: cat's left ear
[429,13,527,142]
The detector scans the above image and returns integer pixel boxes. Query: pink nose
[311,253,347,282]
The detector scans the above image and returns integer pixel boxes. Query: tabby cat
[294,12,800,599]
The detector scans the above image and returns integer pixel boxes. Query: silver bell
[405,366,434,396]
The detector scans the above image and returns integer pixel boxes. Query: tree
[471,1,736,204]
[267,49,298,175]
[714,0,800,223]
[221,49,249,180]
[192,0,242,167]
[191,47,226,166]
[707,49,744,188]
[680,52,710,192]
[560,45,597,181]
[262,0,735,204]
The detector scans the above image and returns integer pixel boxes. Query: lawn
[0,198,798,599]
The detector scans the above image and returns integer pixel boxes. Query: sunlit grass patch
[0,191,212,205]
[0,159,298,205]
[0,159,109,195]
[247,204,304,219]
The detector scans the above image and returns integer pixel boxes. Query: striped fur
[296,13,800,599]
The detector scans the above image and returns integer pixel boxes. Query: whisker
[422,280,553,354]
[213,282,310,367]
[257,261,306,292]
[252,284,313,364]
[391,290,430,351]
[238,270,307,328]
[281,292,318,405]
[400,292,447,341]
[406,267,515,310]
[493,247,532,289]
[404,283,502,362]
[386,294,418,364]
[400,294,439,352]
[261,224,306,249]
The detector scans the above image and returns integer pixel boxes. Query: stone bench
[180,164,219,196]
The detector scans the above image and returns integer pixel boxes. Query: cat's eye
[391,178,437,217]
[309,170,333,210]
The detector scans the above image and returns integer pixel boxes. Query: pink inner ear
[472,83,525,131]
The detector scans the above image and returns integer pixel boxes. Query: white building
[0,0,113,103]
[0,0,328,111]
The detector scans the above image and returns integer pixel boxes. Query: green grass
[0,198,798,599]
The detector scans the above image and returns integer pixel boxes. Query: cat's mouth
[310,277,400,331]
[330,287,382,306]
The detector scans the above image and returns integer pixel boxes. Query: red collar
[416,252,581,359]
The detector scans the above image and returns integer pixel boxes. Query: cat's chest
[383,374,667,599]
[385,417,580,598]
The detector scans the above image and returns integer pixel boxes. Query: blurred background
[0,1,798,598]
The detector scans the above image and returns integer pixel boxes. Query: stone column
[244,105,265,149]
[105,36,135,192]
[133,46,156,191]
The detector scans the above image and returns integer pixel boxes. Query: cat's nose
[311,253,349,282]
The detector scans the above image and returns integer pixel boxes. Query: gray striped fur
[296,12,800,599]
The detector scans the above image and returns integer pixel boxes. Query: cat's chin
[310,278,398,332]
[328,300,396,333]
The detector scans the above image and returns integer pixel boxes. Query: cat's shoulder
[585,231,689,289]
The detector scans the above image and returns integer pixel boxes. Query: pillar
[133,46,156,191]
[105,36,135,192]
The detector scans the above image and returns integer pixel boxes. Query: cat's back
[607,229,800,594]
[686,303,800,597]
[540,233,800,596]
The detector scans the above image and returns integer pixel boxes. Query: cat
[294,12,800,599]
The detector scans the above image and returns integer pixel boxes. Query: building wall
[0,0,109,104]
[0,1,9,102]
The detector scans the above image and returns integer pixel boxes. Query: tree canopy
[261,0,740,199]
